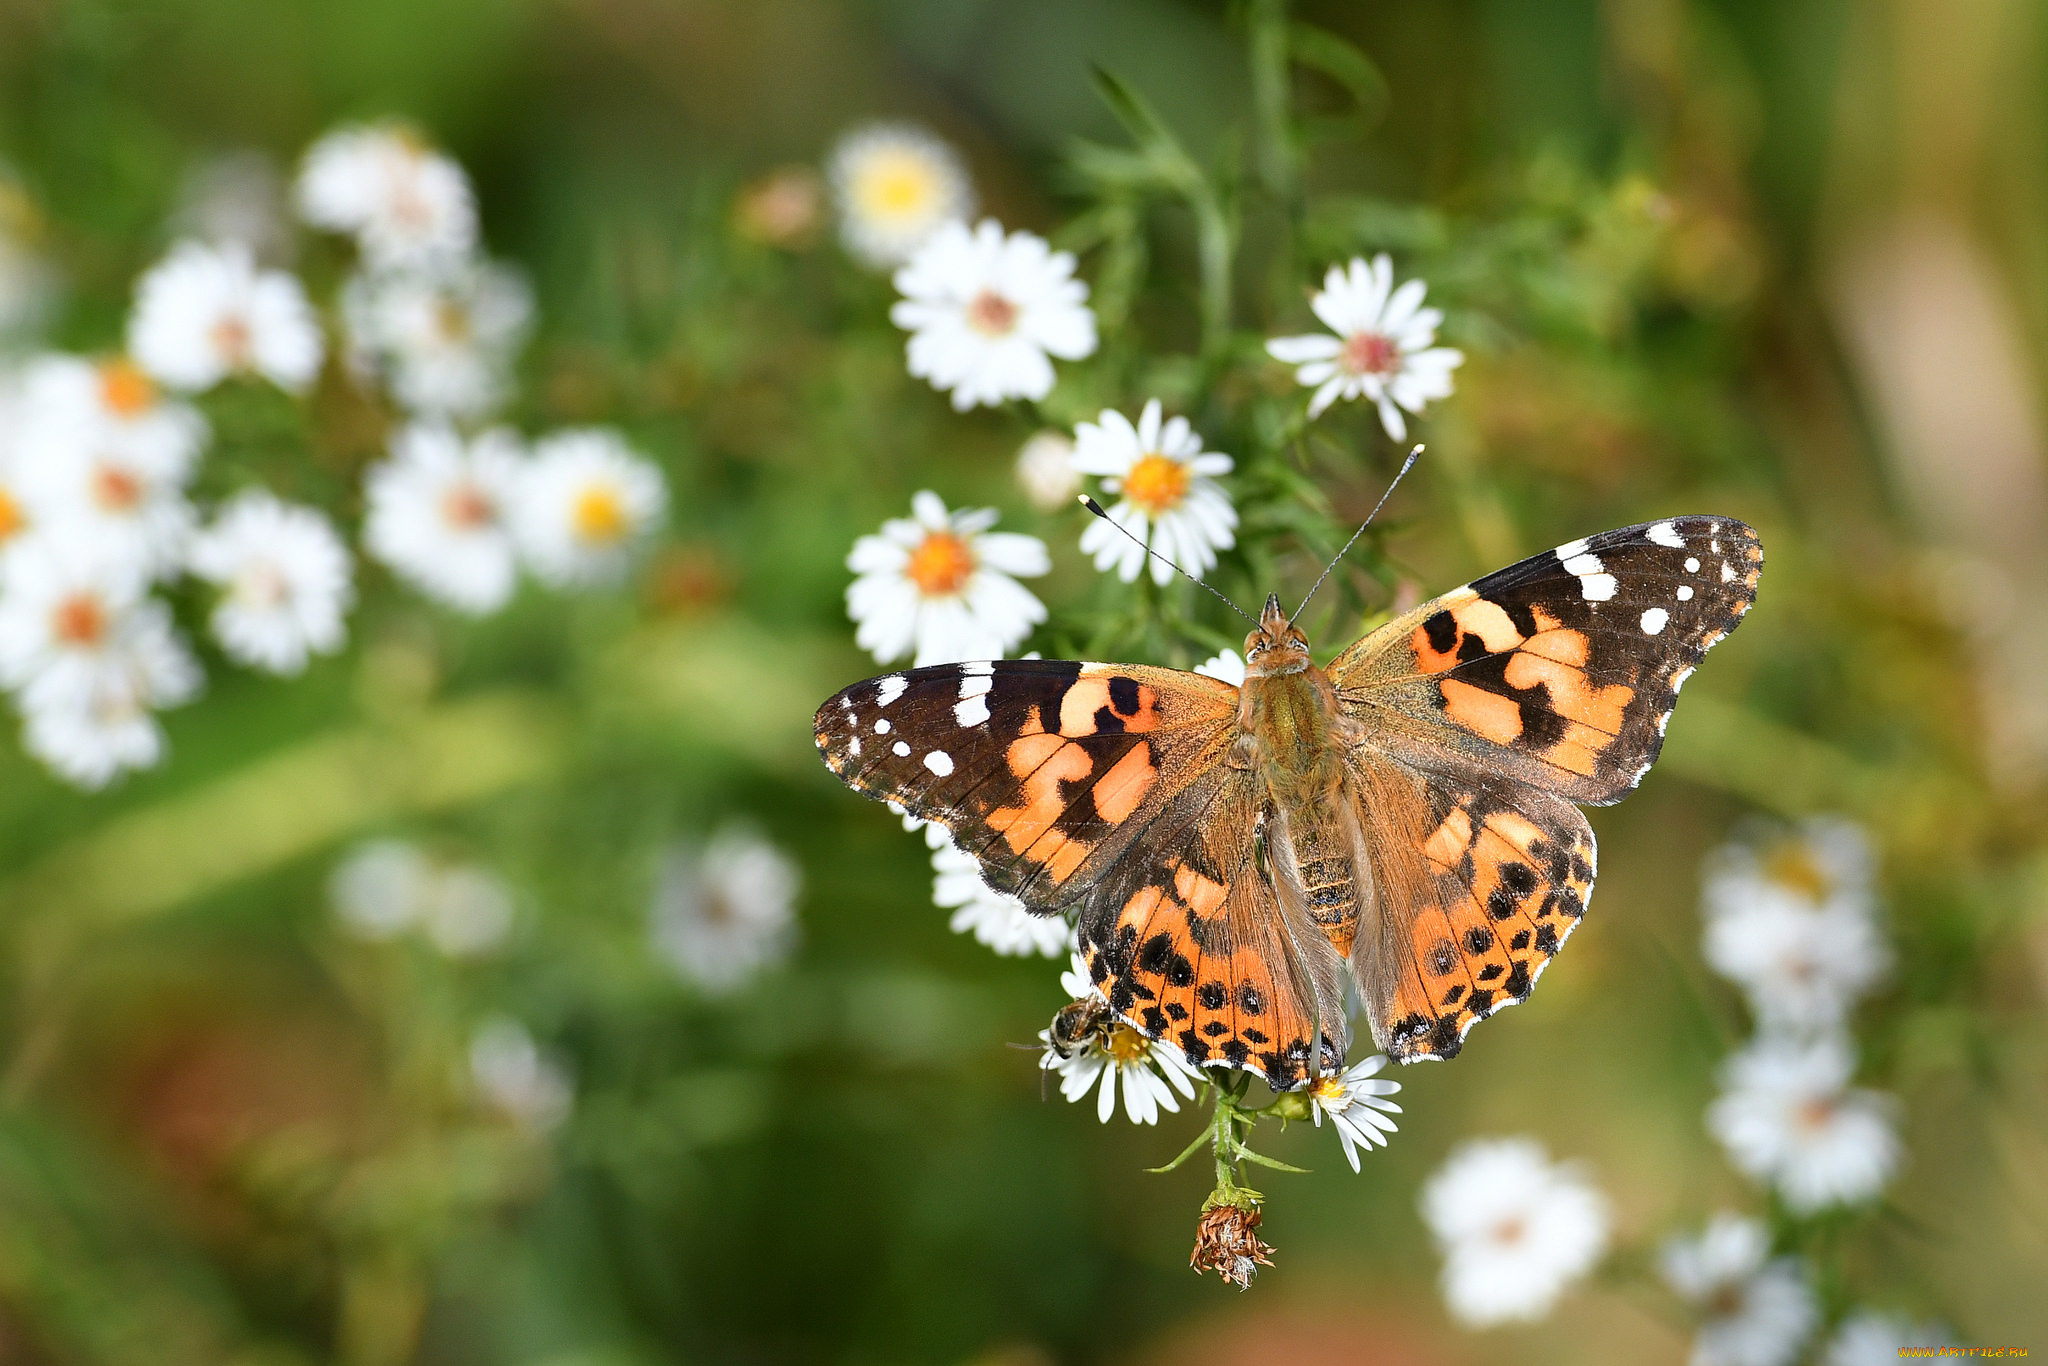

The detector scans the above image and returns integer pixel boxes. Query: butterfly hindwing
[813,659,1237,912]
[1331,516,1762,804]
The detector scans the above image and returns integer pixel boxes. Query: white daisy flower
[127,241,324,393]
[1040,958,1198,1126]
[1701,817,1887,1034]
[1192,648,1246,685]
[342,258,532,418]
[363,422,525,614]
[188,491,353,675]
[827,122,975,268]
[1266,253,1463,438]
[469,1016,573,1131]
[0,376,34,559]
[420,862,514,958]
[329,839,431,940]
[295,123,477,270]
[1304,1054,1402,1170]
[1661,1214,1819,1366]
[890,219,1097,411]
[845,490,1048,667]
[1822,1310,1947,1365]
[510,428,667,588]
[1707,1033,1900,1213]
[926,823,1069,957]
[1013,429,1080,512]
[13,354,207,578]
[1419,1136,1610,1327]
[650,825,801,993]
[1072,400,1236,586]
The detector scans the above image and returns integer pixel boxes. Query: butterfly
[814,515,1761,1089]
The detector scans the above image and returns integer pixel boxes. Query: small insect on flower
[845,490,1049,667]
[891,219,1097,410]
[1706,1032,1899,1214]
[1303,1054,1402,1171]
[650,825,801,994]
[1073,399,1237,587]
[1661,1214,1819,1366]
[363,422,526,615]
[1420,1136,1610,1327]
[127,241,324,394]
[1266,253,1463,439]
[1041,951,1198,1126]
[511,429,668,589]
[1044,993,1116,1060]
[1189,1198,1275,1290]
[296,122,477,270]
[342,258,533,420]
[828,123,975,268]
[188,491,353,676]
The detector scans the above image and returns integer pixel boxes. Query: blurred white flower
[1193,648,1245,685]
[846,490,1048,667]
[469,1015,573,1131]
[827,123,974,268]
[511,428,666,588]
[0,377,32,559]
[1708,1033,1899,1213]
[363,422,525,614]
[1267,254,1462,437]
[1305,1054,1402,1170]
[127,241,323,393]
[296,123,477,269]
[1073,399,1236,587]
[329,839,431,940]
[927,823,1069,957]
[1661,1214,1818,1366]
[188,491,352,675]
[420,863,515,957]
[1419,1136,1609,1327]
[174,151,291,263]
[1701,817,1888,1034]
[0,174,55,341]
[1013,429,1079,511]
[1041,986,1197,1126]
[890,219,1096,410]
[651,825,800,993]
[13,355,206,578]
[1822,1310,1947,1365]
[343,258,532,418]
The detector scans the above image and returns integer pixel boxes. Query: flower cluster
[330,838,516,957]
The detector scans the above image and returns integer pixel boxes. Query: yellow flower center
[572,485,629,544]
[1122,453,1190,516]
[1102,1024,1151,1065]
[853,150,939,220]
[98,358,156,416]
[1765,844,1833,902]
[52,593,107,646]
[964,290,1018,337]
[0,488,26,543]
[1340,331,1399,376]
[1308,1074,1347,1106]
[905,530,975,597]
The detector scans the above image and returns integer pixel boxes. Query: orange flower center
[572,485,629,544]
[98,358,156,416]
[1794,1096,1837,1132]
[211,313,253,366]
[1103,1024,1151,1065]
[905,530,975,597]
[440,483,496,530]
[1308,1075,1347,1106]
[1340,331,1399,376]
[91,464,143,512]
[52,593,107,646]
[0,489,25,542]
[1122,453,1190,516]
[965,290,1018,337]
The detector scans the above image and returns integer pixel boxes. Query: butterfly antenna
[1291,445,1423,626]
[1078,496,1259,626]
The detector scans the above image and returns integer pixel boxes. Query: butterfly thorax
[1238,594,1367,958]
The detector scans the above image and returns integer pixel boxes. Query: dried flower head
[1190,1198,1275,1289]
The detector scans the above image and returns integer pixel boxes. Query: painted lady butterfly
[815,516,1762,1088]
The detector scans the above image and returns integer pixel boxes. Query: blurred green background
[0,0,2044,1363]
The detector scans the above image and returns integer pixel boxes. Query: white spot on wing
[1581,574,1618,601]
[873,718,891,734]
[874,675,908,707]
[1641,607,1670,635]
[1720,561,1736,583]
[848,736,861,758]
[924,750,954,776]
[892,740,911,757]
[958,674,992,699]
[1562,552,1605,576]
[954,695,990,727]
[1685,557,1701,573]
[1646,521,1684,548]
[1555,538,1591,560]
[962,661,994,676]
[1676,585,1694,601]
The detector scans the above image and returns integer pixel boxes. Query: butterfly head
[1244,592,1311,677]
